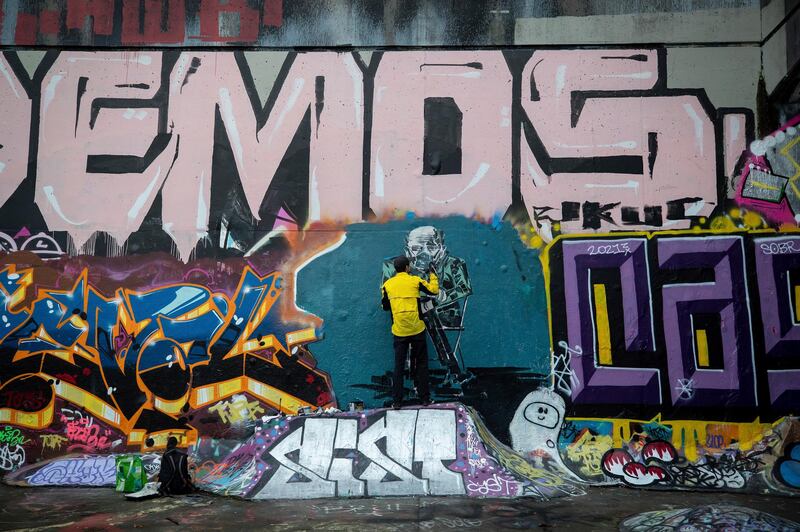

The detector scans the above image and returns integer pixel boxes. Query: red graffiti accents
[1,390,49,411]
[316,391,333,407]
[66,0,114,35]
[622,462,668,485]
[263,0,283,28]
[642,441,677,462]
[3,0,285,45]
[39,10,61,35]
[601,441,677,487]
[13,13,38,45]
[11,9,62,43]
[53,373,78,385]
[601,449,632,477]
[121,0,186,44]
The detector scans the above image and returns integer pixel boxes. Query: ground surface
[0,485,798,531]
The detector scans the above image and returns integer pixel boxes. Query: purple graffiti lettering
[659,236,756,408]
[754,236,800,412]
[561,238,660,405]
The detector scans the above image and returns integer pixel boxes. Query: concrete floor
[0,485,798,531]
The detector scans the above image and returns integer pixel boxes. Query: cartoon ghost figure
[509,388,581,480]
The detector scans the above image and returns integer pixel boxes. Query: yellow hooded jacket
[381,272,439,337]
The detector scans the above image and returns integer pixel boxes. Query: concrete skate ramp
[3,453,161,487]
[195,403,586,499]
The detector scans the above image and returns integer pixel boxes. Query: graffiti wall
[0,252,334,454]
[0,48,737,259]
[0,38,798,498]
[195,404,585,500]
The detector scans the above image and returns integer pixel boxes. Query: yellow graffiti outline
[566,414,784,462]
[0,265,333,449]
[780,135,800,193]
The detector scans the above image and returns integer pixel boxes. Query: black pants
[393,331,430,404]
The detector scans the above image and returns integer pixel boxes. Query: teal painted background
[297,216,551,410]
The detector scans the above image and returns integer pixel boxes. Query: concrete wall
[0,0,799,496]
[0,1,768,48]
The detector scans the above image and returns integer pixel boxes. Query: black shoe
[421,399,432,406]
[391,403,401,410]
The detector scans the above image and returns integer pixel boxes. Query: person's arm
[418,270,439,295]
[157,453,171,483]
[179,454,191,486]
[381,285,391,311]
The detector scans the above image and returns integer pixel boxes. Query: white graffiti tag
[253,409,465,499]
[465,473,516,496]
[552,341,581,396]
[0,443,26,471]
[675,378,695,400]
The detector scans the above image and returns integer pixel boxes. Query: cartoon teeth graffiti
[601,441,675,487]
[509,388,581,480]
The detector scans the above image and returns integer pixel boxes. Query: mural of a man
[382,226,472,328]
[381,226,473,382]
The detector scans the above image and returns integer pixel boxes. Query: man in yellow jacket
[381,255,439,408]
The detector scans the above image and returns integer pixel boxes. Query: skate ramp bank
[195,403,586,500]
[3,453,162,487]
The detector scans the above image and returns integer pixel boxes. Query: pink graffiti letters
[520,49,717,238]
[0,49,742,260]
[63,417,112,452]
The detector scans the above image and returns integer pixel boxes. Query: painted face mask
[404,226,446,273]
[523,400,561,429]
